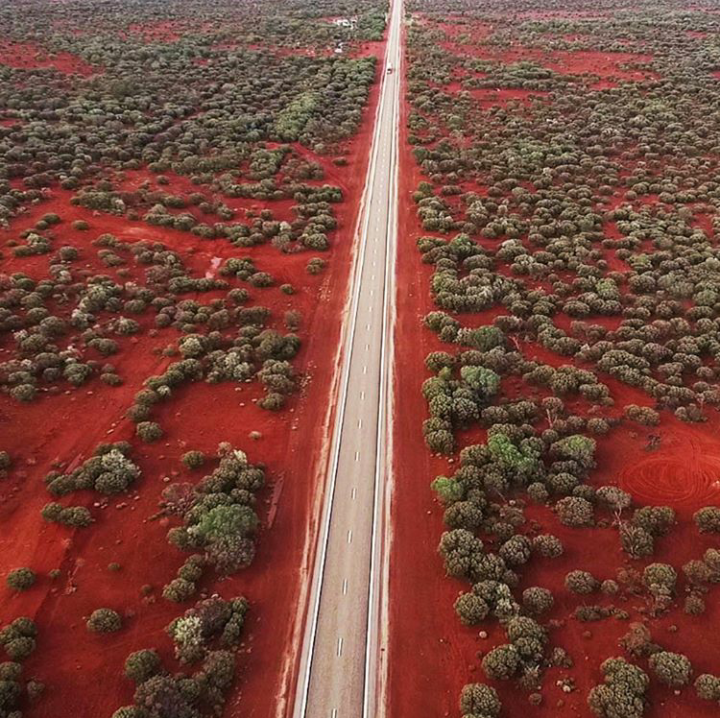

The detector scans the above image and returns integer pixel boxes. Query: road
[291,0,401,716]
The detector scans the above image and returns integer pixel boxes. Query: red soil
[619,430,720,516]
[0,44,385,718]
[544,49,657,81]
[439,31,657,85]
[0,41,97,75]
[470,88,550,108]
[388,17,720,718]
[388,18,463,715]
[430,19,495,43]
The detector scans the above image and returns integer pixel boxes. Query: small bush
[87,608,122,633]
[124,648,161,684]
[649,651,692,687]
[6,568,36,592]
[136,422,163,443]
[0,452,11,471]
[181,451,206,470]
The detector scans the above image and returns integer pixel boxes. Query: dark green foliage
[124,649,161,685]
[136,422,164,443]
[0,617,37,662]
[87,608,122,633]
[45,443,139,497]
[5,569,35,592]
[41,502,92,528]
[161,448,264,575]
[167,596,248,663]
[588,658,649,718]
[182,451,206,470]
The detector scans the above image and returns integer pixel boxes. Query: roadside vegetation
[402,0,720,715]
[0,0,387,715]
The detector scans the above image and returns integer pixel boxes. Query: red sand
[0,41,98,75]
[435,23,658,85]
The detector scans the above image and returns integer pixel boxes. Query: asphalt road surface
[292,1,401,716]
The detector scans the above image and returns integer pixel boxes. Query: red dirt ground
[447,42,657,84]
[388,18,720,718]
[0,41,385,718]
[0,41,98,75]
[427,14,657,86]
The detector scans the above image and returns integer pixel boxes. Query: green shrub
[6,568,36,592]
[87,608,122,633]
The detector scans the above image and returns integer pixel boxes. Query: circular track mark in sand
[620,452,720,508]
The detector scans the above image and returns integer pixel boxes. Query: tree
[6,568,35,592]
[482,644,521,680]
[124,649,161,684]
[181,451,206,470]
[87,608,122,633]
[438,529,484,579]
[0,663,22,681]
[596,486,632,512]
[4,636,36,661]
[189,503,259,573]
[695,674,720,702]
[649,652,692,687]
[619,623,659,659]
[588,657,649,718]
[426,352,455,372]
[522,587,554,615]
[550,434,596,468]
[624,405,660,426]
[169,615,204,663]
[444,501,484,531]
[498,535,531,566]
[620,524,654,559]
[556,496,594,527]
[694,506,720,533]
[527,482,549,503]
[643,564,676,593]
[133,675,195,718]
[0,617,37,662]
[532,534,564,558]
[565,570,599,594]
[136,422,164,443]
[203,649,236,690]
[42,502,93,528]
[454,593,489,625]
[460,365,500,400]
[632,506,675,536]
[162,578,196,604]
[0,676,21,712]
[459,682,501,716]
[684,593,705,615]
[431,476,463,505]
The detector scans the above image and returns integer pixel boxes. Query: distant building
[332,17,357,29]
